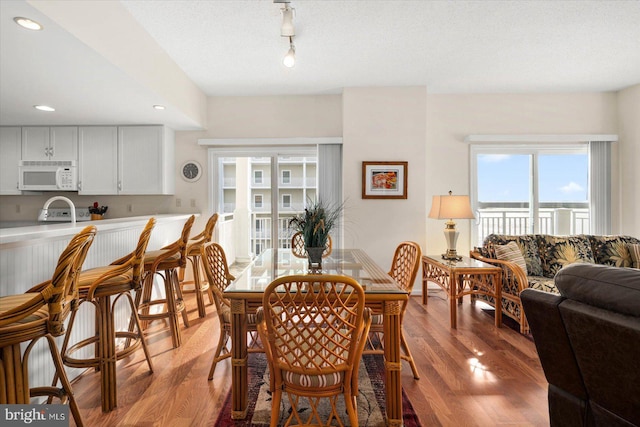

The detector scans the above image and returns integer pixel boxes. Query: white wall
[425,92,620,255]
[617,84,640,236]
[342,87,428,271]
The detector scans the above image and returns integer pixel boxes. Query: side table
[422,255,502,328]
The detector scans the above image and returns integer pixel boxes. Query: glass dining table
[223,248,408,426]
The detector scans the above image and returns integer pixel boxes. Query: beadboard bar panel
[0,214,195,391]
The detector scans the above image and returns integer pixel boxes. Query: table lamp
[429,191,475,260]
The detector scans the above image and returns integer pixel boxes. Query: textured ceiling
[1,0,639,129]
[121,0,640,96]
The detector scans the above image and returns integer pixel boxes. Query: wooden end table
[422,254,502,329]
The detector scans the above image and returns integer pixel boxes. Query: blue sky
[478,153,588,202]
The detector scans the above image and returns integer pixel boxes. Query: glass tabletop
[224,248,406,295]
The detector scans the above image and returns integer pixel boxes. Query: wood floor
[66,288,549,426]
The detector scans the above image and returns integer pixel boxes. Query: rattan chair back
[257,274,371,426]
[201,242,234,310]
[48,225,97,336]
[389,241,422,293]
[290,232,332,259]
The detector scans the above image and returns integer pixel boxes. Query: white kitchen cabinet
[0,127,22,194]
[21,126,78,161]
[118,126,175,195]
[78,126,118,195]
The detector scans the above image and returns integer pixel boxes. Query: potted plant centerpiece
[289,199,343,273]
[89,201,108,220]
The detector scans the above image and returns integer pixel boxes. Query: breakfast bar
[0,214,195,385]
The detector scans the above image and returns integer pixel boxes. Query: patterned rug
[214,353,422,426]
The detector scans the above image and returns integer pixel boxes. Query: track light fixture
[283,38,296,68]
[275,0,296,67]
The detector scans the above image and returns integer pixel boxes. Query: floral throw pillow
[483,234,543,276]
[629,243,640,269]
[494,241,528,275]
[536,235,595,278]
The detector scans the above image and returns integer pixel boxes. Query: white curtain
[318,144,343,249]
[589,141,612,235]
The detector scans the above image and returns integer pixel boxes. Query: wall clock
[181,160,202,182]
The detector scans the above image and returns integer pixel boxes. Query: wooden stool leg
[192,255,207,318]
[44,335,84,427]
[208,327,228,380]
[165,269,182,348]
[172,269,190,328]
[99,296,117,412]
[125,292,154,373]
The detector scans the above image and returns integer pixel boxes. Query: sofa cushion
[555,263,640,316]
[586,235,640,268]
[483,234,543,276]
[629,243,640,269]
[536,235,595,278]
[494,241,528,275]
[528,276,558,294]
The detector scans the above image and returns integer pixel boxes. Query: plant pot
[91,214,103,220]
[306,246,324,274]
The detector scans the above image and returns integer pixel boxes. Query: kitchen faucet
[42,196,76,224]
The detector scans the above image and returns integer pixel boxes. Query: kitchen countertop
[0,214,197,246]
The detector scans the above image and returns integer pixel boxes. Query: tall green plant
[288,199,343,248]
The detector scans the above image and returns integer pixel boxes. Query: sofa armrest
[470,250,529,296]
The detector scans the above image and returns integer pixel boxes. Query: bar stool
[138,215,195,348]
[59,218,156,412]
[179,213,218,318]
[0,226,96,427]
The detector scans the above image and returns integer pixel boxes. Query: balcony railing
[476,205,590,245]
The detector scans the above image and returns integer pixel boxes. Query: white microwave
[18,160,78,191]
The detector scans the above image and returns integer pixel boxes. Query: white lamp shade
[429,194,475,220]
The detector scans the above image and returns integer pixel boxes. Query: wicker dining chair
[59,218,156,412]
[290,232,332,258]
[179,213,219,318]
[201,241,261,380]
[364,241,422,379]
[138,215,195,348]
[0,225,96,427]
[256,274,372,427]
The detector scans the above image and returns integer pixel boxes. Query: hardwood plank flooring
[66,288,549,426]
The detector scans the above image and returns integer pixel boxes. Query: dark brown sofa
[521,263,640,427]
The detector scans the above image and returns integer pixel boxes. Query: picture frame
[362,161,408,199]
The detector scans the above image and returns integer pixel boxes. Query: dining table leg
[383,299,405,427]
[230,298,249,419]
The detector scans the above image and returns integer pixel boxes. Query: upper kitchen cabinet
[0,127,22,194]
[118,126,175,195]
[21,126,78,161]
[78,126,118,195]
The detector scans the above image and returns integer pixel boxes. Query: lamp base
[441,250,462,261]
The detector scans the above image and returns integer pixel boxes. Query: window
[254,194,263,208]
[472,144,590,246]
[254,170,263,184]
[282,194,291,208]
[281,170,291,184]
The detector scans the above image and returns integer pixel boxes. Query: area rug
[214,353,422,427]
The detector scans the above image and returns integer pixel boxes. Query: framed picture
[362,161,408,199]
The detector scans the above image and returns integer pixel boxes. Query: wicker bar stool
[179,213,218,318]
[364,241,422,379]
[137,215,195,348]
[59,218,156,412]
[0,226,96,427]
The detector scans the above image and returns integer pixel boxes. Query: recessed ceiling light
[14,17,43,31]
[34,105,55,112]
[153,104,166,110]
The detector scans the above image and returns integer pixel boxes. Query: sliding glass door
[472,145,589,246]
[212,148,318,256]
